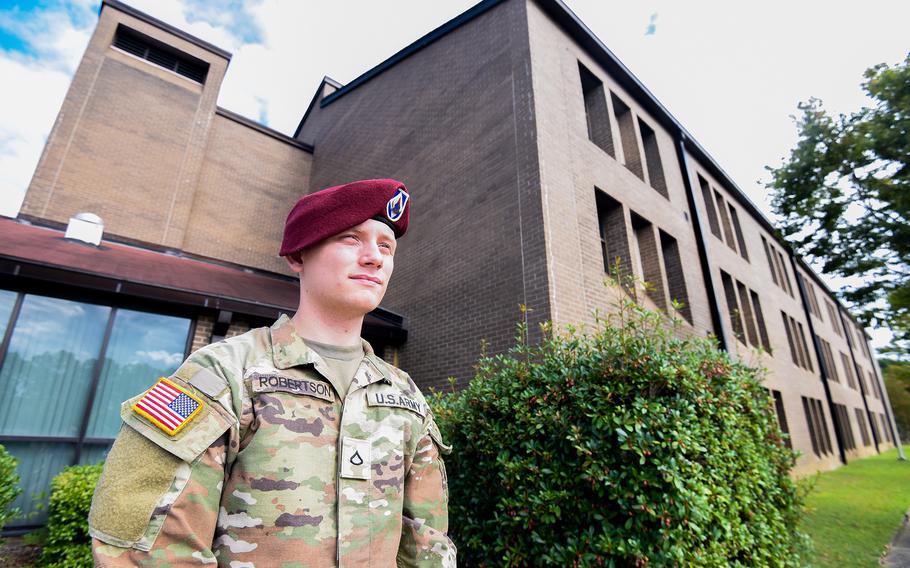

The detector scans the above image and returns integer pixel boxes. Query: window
[714,191,737,252]
[736,281,760,346]
[775,249,794,296]
[698,175,722,239]
[112,25,209,83]
[0,291,191,526]
[832,404,856,451]
[854,408,871,446]
[817,337,839,382]
[637,118,668,198]
[880,414,892,443]
[839,352,857,389]
[728,206,749,261]
[770,390,791,448]
[781,311,813,370]
[802,396,832,457]
[750,291,772,352]
[596,190,632,280]
[659,230,691,323]
[631,212,665,310]
[802,277,823,320]
[611,93,644,180]
[721,272,745,341]
[825,301,842,337]
[761,237,778,286]
[579,63,614,157]
[870,370,881,399]
[869,412,881,441]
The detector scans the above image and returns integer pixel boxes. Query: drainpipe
[672,133,730,351]
[790,258,847,465]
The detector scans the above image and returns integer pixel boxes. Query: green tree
[767,54,910,354]
[882,359,910,441]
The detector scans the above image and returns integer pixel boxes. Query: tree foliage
[882,359,910,442]
[767,54,910,354]
[431,297,808,566]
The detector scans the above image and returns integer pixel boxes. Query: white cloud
[136,349,184,366]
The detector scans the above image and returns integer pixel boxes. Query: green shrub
[39,463,103,568]
[432,297,808,566]
[0,444,21,535]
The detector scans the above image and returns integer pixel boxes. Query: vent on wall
[112,24,209,84]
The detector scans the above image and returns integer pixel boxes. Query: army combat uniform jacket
[90,314,456,567]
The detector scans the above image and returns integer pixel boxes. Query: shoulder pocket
[121,381,232,463]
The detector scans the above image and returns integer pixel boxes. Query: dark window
[761,237,779,286]
[802,396,821,457]
[881,414,892,443]
[826,301,842,337]
[776,250,794,296]
[781,311,799,366]
[637,118,668,198]
[728,206,749,261]
[721,271,745,341]
[659,230,691,323]
[596,190,632,282]
[796,322,814,372]
[854,408,871,446]
[771,390,791,448]
[698,175,722,238]
[813,398,833,455]
[736,280,759,347]
[579,63,614,157]
[818,337,838,382]
[611,93,644,180]
[714,191,737,251]
[750,291,772,352]
[840,352,856,389]
[631,212,665,310]
[833,404,856,451]
[112,24,209,84]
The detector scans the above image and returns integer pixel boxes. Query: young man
[90,179,455,567]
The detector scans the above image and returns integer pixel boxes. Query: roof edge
[293,76,342,139]
[216,107,314,152]
[101,0,232,60]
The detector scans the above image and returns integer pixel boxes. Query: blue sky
[0,0,908,348]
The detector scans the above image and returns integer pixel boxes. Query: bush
[0,444,21,535]
[39,463,103,568]
[432,297,808,566]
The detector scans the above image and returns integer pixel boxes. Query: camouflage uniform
[90,314,455,567]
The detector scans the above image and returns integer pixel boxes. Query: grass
[802,448,910,567]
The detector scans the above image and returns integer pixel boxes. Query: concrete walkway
[884,510,910,567]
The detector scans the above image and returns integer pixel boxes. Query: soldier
[89,179,455,567]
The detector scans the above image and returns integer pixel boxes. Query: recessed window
[659,230,691,323]
[611,93,644,180]
[854,408,871,446]
[596,190,631,280]
[638,118,667,198]
[728,205,749,261]
[771,390,791,448]
[579,63,614,157]
[714,190,737,252]
[631,212,665,310]
[832,403,856,451]
[112,24,209,84]
[698,175,721,239]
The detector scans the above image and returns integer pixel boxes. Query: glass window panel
[0,289,17,339]
[79,442,114,466]
[3,442,75,527]
[0,295,110,437]
[85,309,191,439]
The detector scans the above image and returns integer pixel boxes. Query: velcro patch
[132,378,204,436]
[368,392,427,418]
[250,373,334,402]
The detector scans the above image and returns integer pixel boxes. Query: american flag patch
[132,378,204,436]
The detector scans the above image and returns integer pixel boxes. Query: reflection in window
[0,289,17,338]
[0,296,110,437]
[86,309,190,439]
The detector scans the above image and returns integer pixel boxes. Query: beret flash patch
[386,188,409,222]
[132,378,204,436]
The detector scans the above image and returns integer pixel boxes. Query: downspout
[673,133,730,351]
[790,259,847,465]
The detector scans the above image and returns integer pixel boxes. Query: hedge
[39,463,103,567]
[0,444,21,536]
[431,296,809,566]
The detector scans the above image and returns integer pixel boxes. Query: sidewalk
[884,510,910,567]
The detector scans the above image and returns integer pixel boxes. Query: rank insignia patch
[132,378,204,436]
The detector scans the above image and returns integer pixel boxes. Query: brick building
[0,0,900,527]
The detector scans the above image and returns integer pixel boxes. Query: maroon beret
[279,178,410,256]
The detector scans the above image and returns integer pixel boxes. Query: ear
[285,252,304,275]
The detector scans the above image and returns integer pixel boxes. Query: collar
[269,314,392,389]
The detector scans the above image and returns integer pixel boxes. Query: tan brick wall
[182,114,311,274]
[21,5,228,250]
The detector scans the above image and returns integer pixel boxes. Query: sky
[0,0,907,349]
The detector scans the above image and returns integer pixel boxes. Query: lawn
[802,448,910,567]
